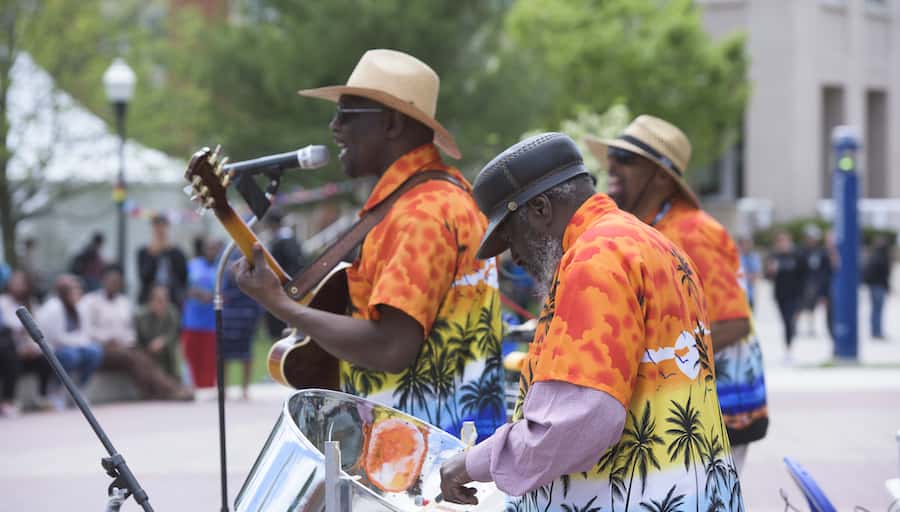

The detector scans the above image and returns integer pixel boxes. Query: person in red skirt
[181,238,223,389]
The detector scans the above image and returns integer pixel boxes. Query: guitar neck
[213,205,290,285]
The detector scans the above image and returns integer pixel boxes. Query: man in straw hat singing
[440,132,743,511]
[234,49,505,440]
[586,115,769,471]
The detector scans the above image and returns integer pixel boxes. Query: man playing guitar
[233,49,506,441]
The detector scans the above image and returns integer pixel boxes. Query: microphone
[224,145,330,175]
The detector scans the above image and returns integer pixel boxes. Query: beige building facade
[698,0,899,222]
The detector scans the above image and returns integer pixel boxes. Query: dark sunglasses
[608,146,640,165]
[332,106,385,124]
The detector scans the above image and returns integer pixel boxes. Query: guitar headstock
[184,145,231,213]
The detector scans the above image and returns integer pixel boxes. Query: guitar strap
[284,170,465,301]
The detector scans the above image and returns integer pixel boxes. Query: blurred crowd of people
[0,210,305,418]
[741,226,893,364]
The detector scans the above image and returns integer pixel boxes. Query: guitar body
[267,264,349,390]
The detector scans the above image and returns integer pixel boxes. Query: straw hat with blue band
[472,133,591,259]
[585,115,700,208]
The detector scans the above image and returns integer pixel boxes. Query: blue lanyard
[651,201,672,227]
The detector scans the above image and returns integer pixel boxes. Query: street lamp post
[103,58,136,281]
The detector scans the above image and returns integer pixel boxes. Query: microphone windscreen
[299,145,330,169]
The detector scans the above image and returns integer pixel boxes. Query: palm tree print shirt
[500,194,745,512]
[653,199,768,445]
[653,200,751,325]
[343,143,506,441]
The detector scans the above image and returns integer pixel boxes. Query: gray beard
[520,229,564,300]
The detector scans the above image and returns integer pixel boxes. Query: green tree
[506,0,748,174]
[0,0,213,266]
[0,0,116,266]
[190,0,552,176]
[523,104,632,189]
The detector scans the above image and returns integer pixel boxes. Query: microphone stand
[14,308,154,512]
[212,175,280,512]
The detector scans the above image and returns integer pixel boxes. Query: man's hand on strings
[233,243,288,313]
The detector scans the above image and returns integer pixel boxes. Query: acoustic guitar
[184,146,342,390]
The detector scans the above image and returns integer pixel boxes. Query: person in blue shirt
[181,238,223,389]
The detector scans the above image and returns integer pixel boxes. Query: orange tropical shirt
[342,144,505,441]
[654,198,769,443]
[510,194,742,512]
[654,199,751,324]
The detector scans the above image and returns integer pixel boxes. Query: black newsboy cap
[473,132,590,259]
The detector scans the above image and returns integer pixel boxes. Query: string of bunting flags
[121,179,359,223]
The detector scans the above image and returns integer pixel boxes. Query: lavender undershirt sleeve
[465,380,627,497]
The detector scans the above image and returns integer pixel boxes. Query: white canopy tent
[4,53,215,294]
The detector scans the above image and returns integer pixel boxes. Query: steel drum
[235,389,504,512]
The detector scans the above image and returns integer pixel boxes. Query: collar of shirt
[561,194,619,251]
[651,197,696,228]
[650,200,672,227]
[359,143,469,215]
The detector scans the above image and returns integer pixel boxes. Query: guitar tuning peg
[192,176,202,188]
[204,197,216,209]
[189,194,202,203]
[182,184,194,197]
[199,185,210,197]
[215,157,229,176]
[208,144,222,164]
[221,174,231,188]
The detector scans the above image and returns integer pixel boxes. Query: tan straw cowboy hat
[585,115,699,208]
[298,49,461,160]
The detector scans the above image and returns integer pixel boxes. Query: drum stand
[14,308,154,512]
[323,440,348,512]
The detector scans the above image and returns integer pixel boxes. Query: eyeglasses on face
[608,146,640,166]
[332,106,385,124]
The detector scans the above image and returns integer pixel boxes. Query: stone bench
[15,371,141,409]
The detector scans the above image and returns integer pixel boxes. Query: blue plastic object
[783,457,837,512]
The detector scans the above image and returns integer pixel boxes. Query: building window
[866,90,888,198]
[821,86,846,199]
